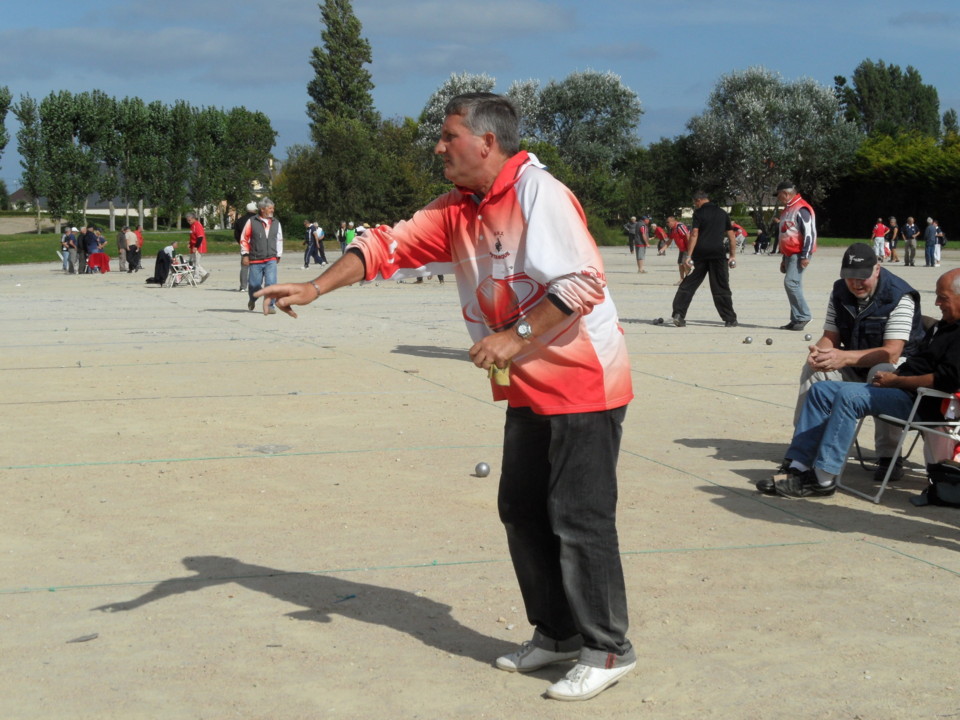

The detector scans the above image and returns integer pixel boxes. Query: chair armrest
[917,387,956,399]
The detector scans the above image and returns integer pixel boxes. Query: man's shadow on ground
[677,437,960,555]
[92,556,511,665]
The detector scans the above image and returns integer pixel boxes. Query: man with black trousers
[671,190,738,327]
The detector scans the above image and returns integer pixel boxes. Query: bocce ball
[765,338,774,345]
[475,462,491,477]
[804,334,813,341]
[743,336,753,344]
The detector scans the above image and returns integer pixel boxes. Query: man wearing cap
[773,243,925,484]
[671,190,738,327]
[759,268,960,499]
[775,181,816,331]
[62,227,78,274]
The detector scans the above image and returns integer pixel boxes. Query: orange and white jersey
[351,151,633,415]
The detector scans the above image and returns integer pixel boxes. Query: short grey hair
[444,93,520,156]
[258,197,275,210]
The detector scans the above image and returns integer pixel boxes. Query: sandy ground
[1,243,958,720]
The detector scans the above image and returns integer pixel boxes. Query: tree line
[2,0,958,241]
[0,89,275,233]
[282,0,960,241]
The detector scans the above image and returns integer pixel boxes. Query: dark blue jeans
[498,405,634,668]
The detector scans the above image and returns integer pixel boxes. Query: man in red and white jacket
[871,217,889,262]
[777,181,817,331]
[185,212,210,284]
[666,215,690,284]
[257,93,636,702]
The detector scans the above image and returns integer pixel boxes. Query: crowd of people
[59,224,145,275]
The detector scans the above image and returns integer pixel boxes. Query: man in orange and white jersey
[257,93,635,702]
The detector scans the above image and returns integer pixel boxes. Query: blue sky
[2,0,959,189]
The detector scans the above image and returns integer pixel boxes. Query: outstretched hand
[254,283,317,318]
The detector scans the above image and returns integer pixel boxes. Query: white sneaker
[545,661,636,701]
[495,641,579,673]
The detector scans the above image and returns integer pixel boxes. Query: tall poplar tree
[306,0,378,141]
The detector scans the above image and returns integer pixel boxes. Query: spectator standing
[234,202,258,291]
[635,216,650,273]
[124,227,141,273]
[63,227,78,274]
[116,228,128,272]
[336,221,347,254]
[901,216,919,266]
[303,220,327,268]
[622,216,639,255]
[239,197,283,314]
[186,213,210,284]
[871,217,889,262]
[776,181,817,331]
[886,217,901,263]
[924,217,939,267]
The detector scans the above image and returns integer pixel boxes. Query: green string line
[859,539,960,578]
[0,443,502,471]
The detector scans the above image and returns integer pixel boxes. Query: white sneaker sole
[545,661,636,701]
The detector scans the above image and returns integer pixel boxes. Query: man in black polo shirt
[671,190,738,327]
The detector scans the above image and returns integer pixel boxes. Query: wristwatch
[515,318,534,340]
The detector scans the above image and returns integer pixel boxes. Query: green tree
[189,106,228,223]
[535,70,642,176]
[687,67,860,224]
[943,108,959,138]
[222,106,276,218]
[307,0,378,141]
[0,85,11,165]
[39,90,88,227]
[616,136,694,221]
[834,59,940,137]
[506,79,541,144]
[12,94,47,232]
[416,72,496,150]
[155,100,193,228]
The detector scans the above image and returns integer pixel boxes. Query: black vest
[830,269,924,379]
[248,217,280,261]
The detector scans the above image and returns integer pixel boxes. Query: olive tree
[687,66,860,223]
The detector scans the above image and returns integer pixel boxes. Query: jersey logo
[464,274,546,331]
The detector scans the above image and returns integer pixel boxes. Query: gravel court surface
[1,246,959,719]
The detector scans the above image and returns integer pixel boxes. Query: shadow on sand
[92,555,512,665]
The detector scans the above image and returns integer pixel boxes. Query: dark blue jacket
[830,269,924,380]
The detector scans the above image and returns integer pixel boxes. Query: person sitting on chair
[783,243,925,482]
[759,268,960,499]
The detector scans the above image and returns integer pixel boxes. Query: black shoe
[672,314,686,327]
[779,321,809,331]
[725,320,739,327]
[774,469,836,499]
[873,456,904,483]
[757,463,795,495]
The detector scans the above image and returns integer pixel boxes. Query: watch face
[517,320,533,339]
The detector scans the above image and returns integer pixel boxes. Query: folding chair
[166,255,197,288]
[836,387,960,503]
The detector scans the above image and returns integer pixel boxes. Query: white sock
[788,460,809,472]
[814,467,836,486]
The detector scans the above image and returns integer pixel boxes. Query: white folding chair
[166,255,197,288]
[837,387,960,503]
